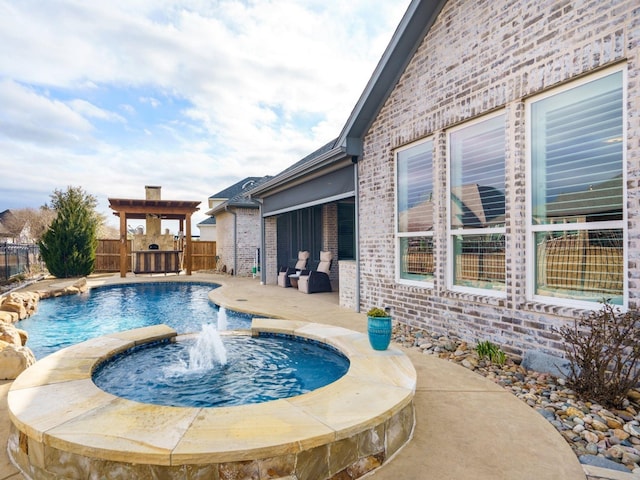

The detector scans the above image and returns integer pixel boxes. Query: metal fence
[1,243,42,281]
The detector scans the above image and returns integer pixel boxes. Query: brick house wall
[215,208,261,276]
[265,216,278,284]
[357,0,639,358]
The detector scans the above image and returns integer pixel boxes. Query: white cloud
[0,0,410,229]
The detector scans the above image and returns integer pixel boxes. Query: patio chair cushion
[298,251,332,294]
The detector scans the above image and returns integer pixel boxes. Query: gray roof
[208,176,273,215]
[197,217,217,226]
[208,177,266,200]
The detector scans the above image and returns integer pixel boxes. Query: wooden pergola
[108,198,201,277]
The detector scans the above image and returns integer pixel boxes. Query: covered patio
[108,187,200,278]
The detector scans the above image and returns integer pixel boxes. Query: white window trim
[446,111,507,298]
[525,65,628,310]
[395,137,435,288]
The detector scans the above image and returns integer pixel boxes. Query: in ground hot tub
[7,319,416,480]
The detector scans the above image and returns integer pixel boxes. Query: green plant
[475,340,507,365]
[367,307,390,318]
[39,186,100,278]
[555,300,640,408]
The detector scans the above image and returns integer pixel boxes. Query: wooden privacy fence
[190,241,217,271]
[95,239,132,273]
[94,240,217,273]
[404,233,622,294]
[537,233,623,295]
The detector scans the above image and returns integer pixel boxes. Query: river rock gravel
[392,323,640,474]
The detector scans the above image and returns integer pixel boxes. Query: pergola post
[119,213,127,278]
[108,196,200,277]
[185,213,192,275]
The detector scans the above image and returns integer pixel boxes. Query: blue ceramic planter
[367,316,392,350]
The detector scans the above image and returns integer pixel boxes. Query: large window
[396,139,434,284]
[528,68,625,306]
[449,113,506,293]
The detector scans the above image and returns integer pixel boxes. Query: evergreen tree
[39,186,100,278]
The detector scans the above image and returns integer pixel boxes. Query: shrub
[367,307,390,317]
[475,340,507,365]
[39,186,100,278]
[556,300,640,408]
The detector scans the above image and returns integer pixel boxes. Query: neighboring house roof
[208,176,273,216]
[0,210,22,237]
[197,217,217,226]
[208,177,265,201]
[0,210,11,235]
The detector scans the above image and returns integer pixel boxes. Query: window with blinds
[449,113,506,293]
[529,68,625,306]
[396,139,434,283]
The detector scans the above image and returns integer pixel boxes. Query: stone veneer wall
[357,0,640,358]
[9,403,414,480]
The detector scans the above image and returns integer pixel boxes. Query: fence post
[3,242,7,281]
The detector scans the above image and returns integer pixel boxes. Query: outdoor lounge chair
[297,251,332,294]
[278,251,310,287]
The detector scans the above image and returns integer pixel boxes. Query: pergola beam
[108,197,200,278]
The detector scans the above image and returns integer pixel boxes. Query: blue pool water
[93,333,350,407]
[18,283,252,359]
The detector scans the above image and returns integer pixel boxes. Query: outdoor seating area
[278,250,309,288]
[278,250,333,294]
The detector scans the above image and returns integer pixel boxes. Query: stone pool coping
[7,318,416,478]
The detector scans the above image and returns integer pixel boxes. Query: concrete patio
[0,272,632,479]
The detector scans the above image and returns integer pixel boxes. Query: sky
[0,0,410,232]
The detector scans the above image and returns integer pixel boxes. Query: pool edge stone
[8,320,416,479]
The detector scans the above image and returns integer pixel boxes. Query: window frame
[446,111,507,298]
[525,65,628,309]
[395,137,435,287]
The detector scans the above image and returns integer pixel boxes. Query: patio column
[119,213,127,278]
[185,213,192,275]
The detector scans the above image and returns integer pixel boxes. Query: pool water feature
[18,282,251,358]
[93,330,350,408]
[8,318,417,480]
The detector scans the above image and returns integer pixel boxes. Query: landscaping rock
[392,322,640,473]
[0,341,35,380]
[521,350,571,378]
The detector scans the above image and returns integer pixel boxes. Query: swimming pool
[8,280,417,479]
[18,282,252,358]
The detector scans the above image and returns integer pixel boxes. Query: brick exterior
[215,208,261,277]
[357,0,640,358]
[265,216,278,284]
[323,203,340,285]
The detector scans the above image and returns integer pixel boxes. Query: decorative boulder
[0,322,23,347]
[0,311,18,324]
[0,341,35,380]
[0,296,27,320]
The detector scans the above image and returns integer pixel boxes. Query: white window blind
[397,139,434,283]
[449,113,506,293]
[532,72,623,225]
[529,69,625,306]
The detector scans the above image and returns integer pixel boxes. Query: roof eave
[249,144,348,196]
[337,0,447,153]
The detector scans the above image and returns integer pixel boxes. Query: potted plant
[367,307,392,350]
